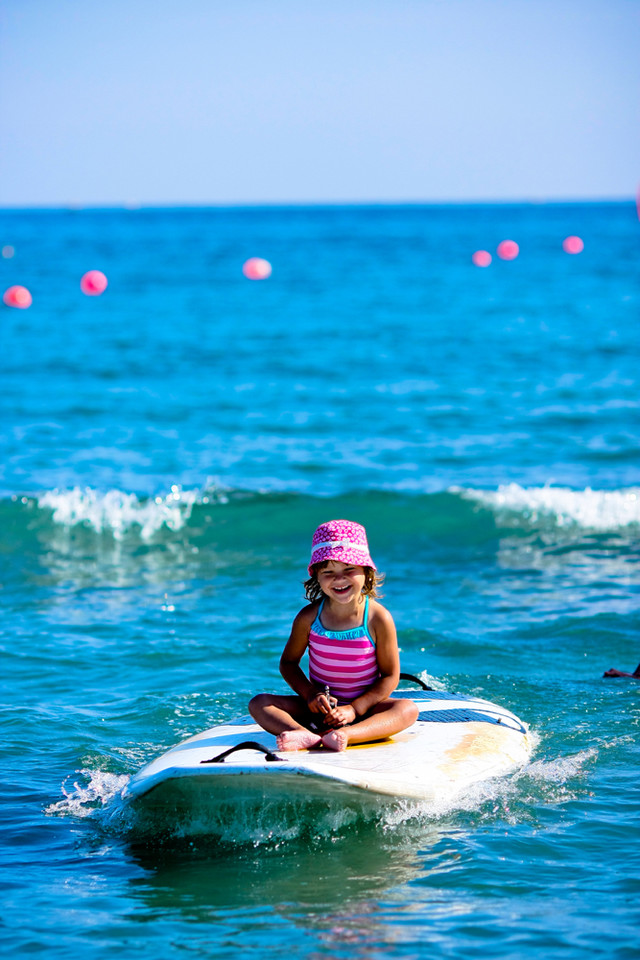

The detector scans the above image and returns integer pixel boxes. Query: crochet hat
[308,519,376,575]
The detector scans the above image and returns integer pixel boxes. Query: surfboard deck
[123,690,531,818]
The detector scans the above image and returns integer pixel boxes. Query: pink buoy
[80,270,108,296]
[3,285,32,308]
[472,250,492,267]
[497,240,519,261]
[562,235,584,254]
[242,257,272,280]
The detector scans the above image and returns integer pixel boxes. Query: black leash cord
[201,740,284,764]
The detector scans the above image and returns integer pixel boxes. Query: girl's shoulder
[368,597,393,619]
[293,601,321,629]
[367,599,396,637]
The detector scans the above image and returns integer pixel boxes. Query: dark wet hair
[304,562,384,602]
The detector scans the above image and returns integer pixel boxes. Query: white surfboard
[123,686,531,826]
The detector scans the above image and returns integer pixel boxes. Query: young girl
[249,519,419,752]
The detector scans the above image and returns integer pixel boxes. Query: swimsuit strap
[363,595,375,645]
[314,594,372,639]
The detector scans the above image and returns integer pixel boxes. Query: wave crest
[37,485,229,540]
[457,483,640,531]
[4,482,639,546]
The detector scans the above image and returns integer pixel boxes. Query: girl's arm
[279,605,331,713]
[325,603,400,727]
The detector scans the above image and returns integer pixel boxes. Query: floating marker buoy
[3,285,32,308]
[497,240,519,261]
[472,250,492,267]
[242,257,272,280]
[80,270,108,296]
[562,236,584,254]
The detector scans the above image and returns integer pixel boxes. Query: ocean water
[1,202,639,959]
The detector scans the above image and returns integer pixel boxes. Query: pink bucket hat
[308,519,376,575]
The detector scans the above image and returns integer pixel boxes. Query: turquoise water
[1,203,639,958]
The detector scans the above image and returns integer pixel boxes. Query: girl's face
[316,560,366,604]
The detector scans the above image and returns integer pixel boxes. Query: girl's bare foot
[276,729,322,751]
[321,729,349,752]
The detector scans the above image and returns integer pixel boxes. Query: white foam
[521,747,598,783]
[456,483,640,531]
[46,769,130,819]
[38,485,224,539]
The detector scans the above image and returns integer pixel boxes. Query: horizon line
[0,194,635,212]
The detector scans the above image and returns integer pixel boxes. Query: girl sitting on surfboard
[249,519,419,752]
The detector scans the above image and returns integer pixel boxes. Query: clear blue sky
[1,0,638,206]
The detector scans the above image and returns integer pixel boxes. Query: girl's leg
[322,698,418,751]
[248,693,321,750]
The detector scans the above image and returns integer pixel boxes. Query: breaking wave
[458,483,640,532]
[4,482,639,546]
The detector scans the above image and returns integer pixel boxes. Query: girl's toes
[321,729,349,752]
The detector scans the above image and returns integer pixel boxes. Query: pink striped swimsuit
[308,597,379,703]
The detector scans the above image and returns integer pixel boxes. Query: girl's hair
[304,563,385,602]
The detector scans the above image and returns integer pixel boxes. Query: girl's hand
[323,704,357,728]
[307,691,333,716]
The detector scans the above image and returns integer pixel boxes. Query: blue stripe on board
[417,708,527,734]
[393,690,470,700]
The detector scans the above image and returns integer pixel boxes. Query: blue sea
[1,202,639,959]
